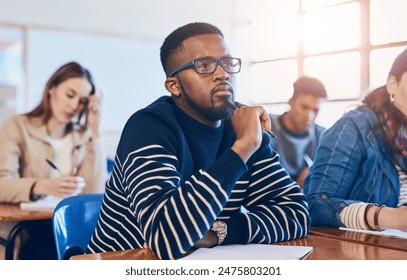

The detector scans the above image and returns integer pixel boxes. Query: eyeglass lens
[195,58,240,74]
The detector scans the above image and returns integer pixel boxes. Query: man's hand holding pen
[225,100,276,138]
[227,100,273,163]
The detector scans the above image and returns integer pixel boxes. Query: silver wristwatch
[211,221,227,245]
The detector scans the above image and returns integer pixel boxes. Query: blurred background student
[269,76,327,187]
[304,48,407,232]
[0,61,107,259]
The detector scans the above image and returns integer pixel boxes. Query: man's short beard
[179,80,233,122]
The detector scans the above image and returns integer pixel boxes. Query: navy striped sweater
[87,96,310,259]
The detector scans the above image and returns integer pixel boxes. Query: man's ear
[165,77,181,97]
[386,75,397,96]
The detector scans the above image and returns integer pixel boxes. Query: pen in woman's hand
[225,100,277,138]
[45,159,64,176]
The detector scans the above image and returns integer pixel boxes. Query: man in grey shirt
[270,76,327,188]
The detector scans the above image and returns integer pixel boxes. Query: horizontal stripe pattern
[88,143,309,259]
[87,97,309,259]
[396,165,407,206]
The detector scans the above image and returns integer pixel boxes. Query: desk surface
[71,234,407,260]
[0,203,54,260]
[0,203,53,222]
[310,226,407,252]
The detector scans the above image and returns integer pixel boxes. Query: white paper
[180,244,313,260]
[20,196,62,211]
[339,227,407,239]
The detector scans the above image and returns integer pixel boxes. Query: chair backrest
[107,157,114,174]
[52,193,103,260]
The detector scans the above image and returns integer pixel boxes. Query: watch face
[213,221,227,231]
[212,221,227,245]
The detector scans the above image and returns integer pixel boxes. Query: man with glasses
[87,22,310,260]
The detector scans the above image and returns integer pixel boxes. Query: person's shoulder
[268,113,282,130]
[268,113,279,122]
[313,123,326,135]
[342,107,376,123]
[331,107,377,132]
[4,114,26,122]
[116,96,179,155]
[0,115,34,139]
[122,96,178,137]
[127,96,174,123]
[2,114,30,128]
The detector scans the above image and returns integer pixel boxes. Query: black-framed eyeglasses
[169,57,242,77]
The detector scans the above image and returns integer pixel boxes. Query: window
[303,2,360,54]
[370,0,407,45]
[251,59,297,103]
[304,52,361,100]
[370,46,407,90]
[0,26,25,113]
[249,0,407,127]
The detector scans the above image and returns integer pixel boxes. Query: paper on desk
[339,227,407,239]
[180,244,313,260]
[20,196,62,211]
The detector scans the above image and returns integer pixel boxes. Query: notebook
[339,227,407,239]
[20,196,62,211]
[180,244,313,260]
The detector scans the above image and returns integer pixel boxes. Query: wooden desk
[72,247,161,260]
[310,226,407,252]
[0,203,53,259]
[71,234,407,260]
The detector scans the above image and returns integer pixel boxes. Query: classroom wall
[0,0,251,157]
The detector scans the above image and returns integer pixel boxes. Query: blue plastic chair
[52,193,103,260]
[107,157,114,174]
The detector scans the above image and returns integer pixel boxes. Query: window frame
[249,0,407,105]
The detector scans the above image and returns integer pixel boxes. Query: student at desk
[269,76,327,188]
[304,48,407,232]
[0,61,107,259]
[87,22,310,260]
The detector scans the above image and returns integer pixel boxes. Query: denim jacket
[303,107,400,227]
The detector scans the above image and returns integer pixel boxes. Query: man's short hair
[292,76,327,99]
[160,22,224,76]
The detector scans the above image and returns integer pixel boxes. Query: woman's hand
[87,93,102,139]
[32,176,86,198]
[367,205,407,232]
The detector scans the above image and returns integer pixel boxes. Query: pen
[303,154,314,168]
[45,159,64,176]
[225,100,277,138]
